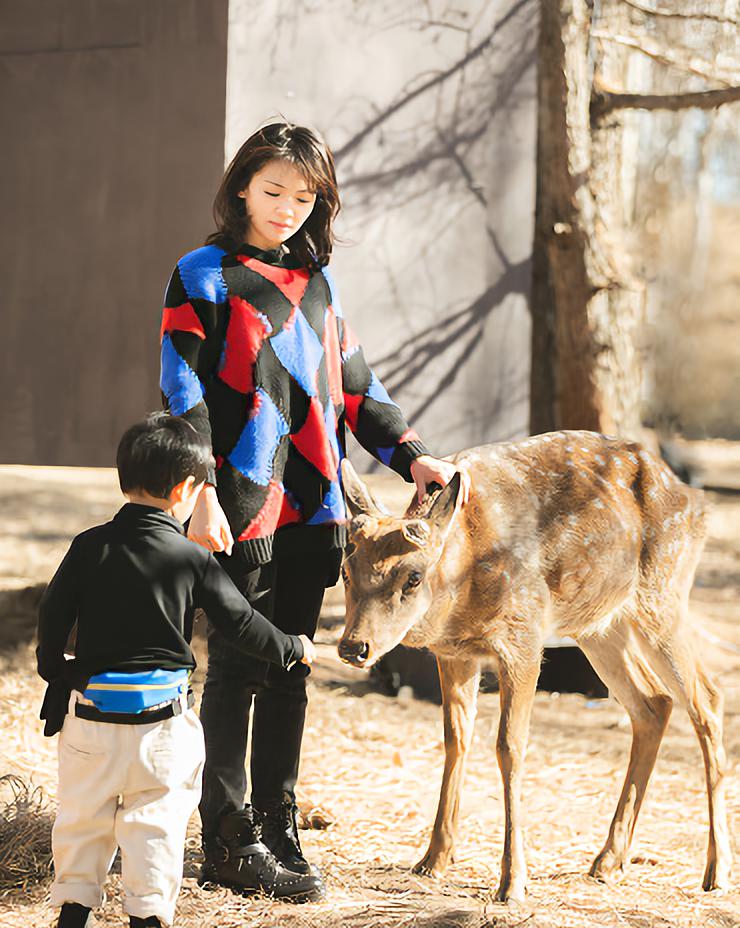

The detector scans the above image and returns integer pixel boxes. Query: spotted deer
[338,431,731,902]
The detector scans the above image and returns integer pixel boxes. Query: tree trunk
[531,0,645,438]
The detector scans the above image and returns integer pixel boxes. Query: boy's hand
[188,486,234,555]
[298,635,317,666]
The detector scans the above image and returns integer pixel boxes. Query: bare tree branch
[592,84,740,118]
[621,0,737,25]
[591,30,738,86]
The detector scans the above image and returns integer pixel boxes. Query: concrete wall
[0,0,228,465]
[1,0,536,467]
[226,0,537,463]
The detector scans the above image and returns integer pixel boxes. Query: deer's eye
[402,571,423,595]
[341,564,350,584]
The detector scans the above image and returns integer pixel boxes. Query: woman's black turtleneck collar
[235,242,302,269]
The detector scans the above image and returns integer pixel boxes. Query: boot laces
[277,798,303,856]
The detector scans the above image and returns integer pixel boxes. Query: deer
[338,430,731,903]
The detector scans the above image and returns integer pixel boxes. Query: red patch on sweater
[399,428,420,444]
[291,396,338,480]
[323,307,343,406]
[343,393,363,433]
[277,491,302,528]
[220,297,270,394]
[238,256,310,306]
[160,303,205,341]
[238,480,284,541]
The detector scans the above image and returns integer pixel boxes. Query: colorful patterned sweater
[160,242,429,567]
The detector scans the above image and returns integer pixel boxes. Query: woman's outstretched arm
[325,269,469,505]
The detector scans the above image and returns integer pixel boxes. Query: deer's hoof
[589,849,625,882]
[412,854,447,878]
[702,859,731,893]
[494,880,526,905]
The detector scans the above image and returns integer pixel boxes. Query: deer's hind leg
[633,616,732,891]
[578,624,673,882]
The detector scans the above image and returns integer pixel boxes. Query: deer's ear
[341,458,386,517]
[428,472,461,536]
[401,519,431,548]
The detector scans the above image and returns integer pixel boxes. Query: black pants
[199,547,341,841]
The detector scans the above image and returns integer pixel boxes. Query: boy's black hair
[116,413,213,498]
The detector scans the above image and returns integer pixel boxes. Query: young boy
[37,414,322,928]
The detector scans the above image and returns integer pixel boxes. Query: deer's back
[450,431,706,635]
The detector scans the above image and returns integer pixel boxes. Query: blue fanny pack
[83,669,189,714]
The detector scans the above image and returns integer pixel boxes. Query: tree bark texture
[531,0,645,437]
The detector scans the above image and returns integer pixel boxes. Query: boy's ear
[169,475,197,503]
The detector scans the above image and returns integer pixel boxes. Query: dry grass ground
[0,464,737,928]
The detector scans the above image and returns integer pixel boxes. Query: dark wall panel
[0,0,228,464]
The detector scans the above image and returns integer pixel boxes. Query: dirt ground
[0,463,737,928]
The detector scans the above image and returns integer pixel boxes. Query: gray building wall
[1,0,536,467]
[0,0,228,464]
[226,0,537,464]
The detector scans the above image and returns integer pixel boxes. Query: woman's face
[239,159,317,251]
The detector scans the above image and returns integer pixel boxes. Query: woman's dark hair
[117,413,212,498]
[205,121,340,268]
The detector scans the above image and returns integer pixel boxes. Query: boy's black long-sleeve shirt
[37,503,304,734]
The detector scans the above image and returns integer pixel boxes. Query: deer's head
[338,460,461,668]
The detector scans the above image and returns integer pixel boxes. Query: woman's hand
[187,485,234,555]
[298,635,317,666]
[409,455,471,507]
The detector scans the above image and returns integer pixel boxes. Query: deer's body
[339,430,731,902]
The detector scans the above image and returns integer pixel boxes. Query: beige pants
[50,693,205,926]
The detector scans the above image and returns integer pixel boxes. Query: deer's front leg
[495,655,540,904]
[413,657,480,877]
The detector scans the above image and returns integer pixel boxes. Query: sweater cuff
[289,634,304,667]
[389,440,431,482]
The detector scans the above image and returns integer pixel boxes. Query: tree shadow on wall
[326,0,537,439]
[270,1,538,453]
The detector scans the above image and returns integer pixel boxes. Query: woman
[160,122,469,901]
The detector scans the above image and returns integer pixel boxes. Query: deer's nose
[338,638,370,667]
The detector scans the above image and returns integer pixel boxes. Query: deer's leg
[579,629,672,882]
[635,624,732,891]
[413,657,480,878]
[495,654,540,904]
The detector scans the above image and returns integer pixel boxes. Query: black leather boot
[254,791,321,879]
[57,903,93,927]
[129,918,161,927]
[199,807,324,902]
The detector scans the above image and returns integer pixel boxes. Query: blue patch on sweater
[228,388,289,485]
[321,266,343,318]
[307,478,346,524]
[367,371,399,408]
[270,309,325,396]
[178,245,227,304]
[375,446,396,467]
[324,398,341,464]
[160,334,204,415]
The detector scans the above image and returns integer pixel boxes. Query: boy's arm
[36,539,82,682]
[197,556,304,667]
